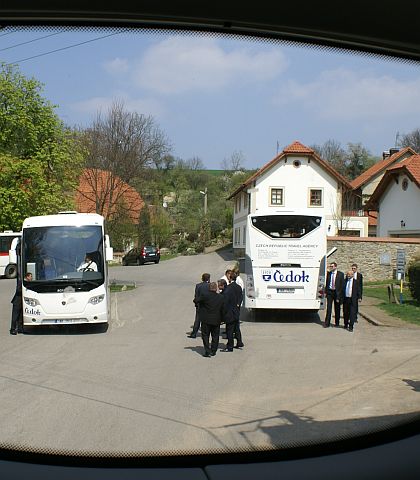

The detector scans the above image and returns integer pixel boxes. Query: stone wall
[327,237,420,281]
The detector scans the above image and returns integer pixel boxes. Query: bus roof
[22,212,105,228]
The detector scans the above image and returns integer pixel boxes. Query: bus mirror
[105,234,111,248]
[327,247,337,258]
[105,247,114,262]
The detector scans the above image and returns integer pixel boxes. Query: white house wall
[377,174,420,236]
[253,156,338,215]
[231,155,369,248]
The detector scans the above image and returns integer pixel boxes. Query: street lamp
[200,187,208,215]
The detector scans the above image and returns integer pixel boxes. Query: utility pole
[200,187,208,215]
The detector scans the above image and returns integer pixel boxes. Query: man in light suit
[324,262,345,328]
[343,270,362,332]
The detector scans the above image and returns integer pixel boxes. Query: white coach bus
[0,231,21,278]
[243,209,327,312]
[19,212,113,328]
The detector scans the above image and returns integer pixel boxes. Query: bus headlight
[24,297,40,307]
[88,294,105,305]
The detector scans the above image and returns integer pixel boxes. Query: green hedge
[408,261,420,303]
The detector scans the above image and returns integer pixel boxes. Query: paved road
[1,251,420,458]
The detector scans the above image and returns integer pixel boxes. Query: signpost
[396,249,406,304]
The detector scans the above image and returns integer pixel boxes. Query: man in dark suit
[351,263,363,321]
[188,273,210,338]
[222,271,244,351]
[324,261,344,328]
[10,278,23,335]
[343,270,362,332]
[197,282,224,357]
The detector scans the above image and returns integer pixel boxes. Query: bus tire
[5,263,17,279]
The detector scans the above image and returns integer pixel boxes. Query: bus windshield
[251,215,322,239]
[22,225,104,288]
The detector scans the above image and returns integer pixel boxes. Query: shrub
[408,260,420,303]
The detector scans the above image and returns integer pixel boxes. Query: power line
[0,29,21,38]
[6,31,124,66]
[0,31,62,52]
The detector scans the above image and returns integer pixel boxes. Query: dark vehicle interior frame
[1,1,420,478]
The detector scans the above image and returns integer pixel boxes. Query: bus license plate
[277,288,295,293]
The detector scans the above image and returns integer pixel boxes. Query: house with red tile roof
[228,141,369,253]
[75,168,144,224]
[351,147,415,206]
[349,147,416,235]
[364,155,420,238]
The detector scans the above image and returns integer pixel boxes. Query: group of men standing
[188,268,244,357]
[324,262,363,332]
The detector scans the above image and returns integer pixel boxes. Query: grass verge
[110,285,136,292]
[364,285,420,325]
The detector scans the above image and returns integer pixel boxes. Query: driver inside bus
[77,254,98,272]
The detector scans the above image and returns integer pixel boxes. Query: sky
[2,26,420,169]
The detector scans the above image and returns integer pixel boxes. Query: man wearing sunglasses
[324,261,344,328]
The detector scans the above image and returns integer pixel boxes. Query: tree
[0,154,74,231]
[138,206,152,247]
[0,64,83,230]
[221,150,246,172]
[150,207,173,247]
[397,128,420,153]
[83,100,171,182]
[312,139,377,180]
[344,142,374,180]
[311,139,347,176]
[80,100,171,224]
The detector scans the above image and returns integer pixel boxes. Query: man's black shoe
[210,352,216,356]
[348,327,354,332]
[203,352,211,357]
[222,347,233,352]
[10,330,17,335]
[234,343,244,348]
[188,334,197,338]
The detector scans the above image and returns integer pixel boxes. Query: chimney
[389,148,400,156]
[382,150,390,160]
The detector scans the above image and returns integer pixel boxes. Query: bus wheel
[5,264,17,279]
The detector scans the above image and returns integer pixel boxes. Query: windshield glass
[251,215,322,238]
[22,225,104,286]
[1,25,420,463]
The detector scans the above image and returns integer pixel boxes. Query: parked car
[122,246,160,265]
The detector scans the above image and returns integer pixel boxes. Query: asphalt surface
[0,250,420,458]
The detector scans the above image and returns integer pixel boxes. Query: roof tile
[75,168,144,223]
[350,147,415,189]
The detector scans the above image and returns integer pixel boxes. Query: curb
[358,309,385,327]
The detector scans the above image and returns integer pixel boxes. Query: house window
[243,192,248,210]
[234,227,241,246]
[243,226,246,245]
[309,188,323,207]
[270,187,284,206]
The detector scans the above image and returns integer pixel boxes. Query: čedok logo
[262,269,310,283]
